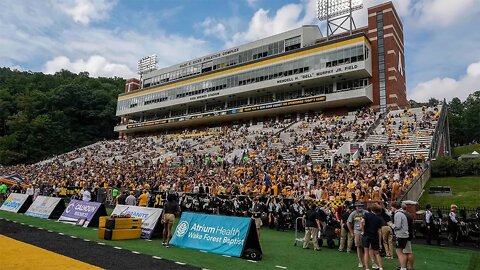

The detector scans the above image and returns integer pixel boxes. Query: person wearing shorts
[348,202,368,268]
[251,197,263,239]
[162,193,179,248]
[388,202,409,270]
[361,203,383,270]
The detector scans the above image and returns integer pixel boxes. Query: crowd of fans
[0,107,441,208]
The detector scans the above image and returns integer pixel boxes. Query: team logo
[65,203,74,214]
[176,221,189,237]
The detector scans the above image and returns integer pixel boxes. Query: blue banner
[170,212,251,257]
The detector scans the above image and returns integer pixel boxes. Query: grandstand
[0,1,451,206]
[115,2,410,137]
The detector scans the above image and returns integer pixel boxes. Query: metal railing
[397,163,431,202]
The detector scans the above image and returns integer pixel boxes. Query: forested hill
[0,68,125,165]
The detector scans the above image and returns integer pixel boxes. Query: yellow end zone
[0,235,102,270]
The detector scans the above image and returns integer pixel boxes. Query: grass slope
[1,211,479,270]
[452,144,480,158]
[419,176,480,208]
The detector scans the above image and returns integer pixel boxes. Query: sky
[1,0,480,102]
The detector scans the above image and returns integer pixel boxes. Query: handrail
[429,103,447,159]
[397,162,430,202]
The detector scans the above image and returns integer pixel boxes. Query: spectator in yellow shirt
[138,190,149,207]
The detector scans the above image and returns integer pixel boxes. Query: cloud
[246,0,259,8]
[414,0,480,27]
[196,17,228,40]
[59,0,117,25]
[43,55,136,78]
[409,60,480,102]
[0,0,212,78]
[227,1,312,47]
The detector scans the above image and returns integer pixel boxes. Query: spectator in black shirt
[116,191,127,205]
[303,204,321,251]
[162,193,180,248]
[339,205,353,252]
[361,203,383,270]
[379,206,394,259]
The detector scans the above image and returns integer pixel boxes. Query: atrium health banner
[111,205,163,239]
[58,200,105,227]
[170,212,251,257]
[25,196,64,219]
[0,193,31,213]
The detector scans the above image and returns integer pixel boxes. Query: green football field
[0,211,479,270]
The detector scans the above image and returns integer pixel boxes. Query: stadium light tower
[137,55,158,75]
[137,55,158,88]
[317,0,363,40]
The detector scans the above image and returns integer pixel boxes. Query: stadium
[115,1,408,136]
[0,1,478,270]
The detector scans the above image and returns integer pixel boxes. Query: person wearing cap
[448,204,460,246]
[347,201,368,268]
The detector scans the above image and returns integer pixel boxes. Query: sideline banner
[58,200,107,227]
[170,212,262,258]
[111,205,163,239]
[0,193,32,213]
[25,196,65,219]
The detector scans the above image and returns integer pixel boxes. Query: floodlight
[137,55,158,74]
[316,0,363,39]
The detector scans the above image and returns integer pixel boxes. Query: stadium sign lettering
[179,48,239,68]
[276,64,360,85]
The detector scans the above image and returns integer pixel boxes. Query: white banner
[25,196,63,219]
[111,205,163,239]
[0,193,30,213]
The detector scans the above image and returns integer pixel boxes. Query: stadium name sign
[276,64,359,85]
[179,48,240,68]
[171,212,260,257]
[126,95,327,129]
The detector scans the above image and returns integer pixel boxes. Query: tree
[428,97,439,107]
[0,68,124,165]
